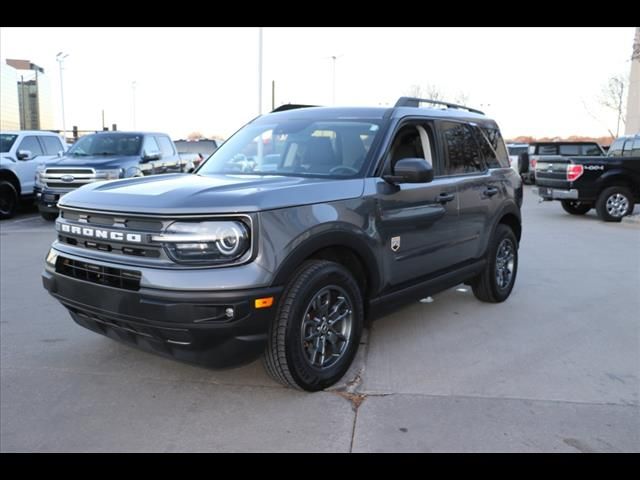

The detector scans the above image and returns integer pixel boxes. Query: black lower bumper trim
[43,270,282,368]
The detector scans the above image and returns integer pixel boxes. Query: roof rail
[395,97,484,115]
[271,104,318,113]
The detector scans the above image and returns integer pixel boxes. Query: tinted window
[632,137,640,156]
[477,127,509,168]
[441,122,483,175]
[559,144,580,155]
[582,144,603,156]
[0,134,17,153]
[608,138,625,157]
[156,136,175,157]
[67,134,142,157]
[40,136,63,155]
[17,136,44,157]
[537,145,558,155]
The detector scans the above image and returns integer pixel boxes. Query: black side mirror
[384,158,434,184]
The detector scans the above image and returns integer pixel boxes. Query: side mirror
[57,150,64,158]
[142,150,161,162]
[384,158,434,184]
[17,150,32,160]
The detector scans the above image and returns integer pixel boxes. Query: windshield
[67,134,143,157]
[197,118,382,178]
[1,134,18,153]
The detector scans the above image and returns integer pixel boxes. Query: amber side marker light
[254,297,274,309]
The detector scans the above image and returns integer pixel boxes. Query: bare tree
[405,84,445,103]
[454,91,470,106]
[599,74,628,137]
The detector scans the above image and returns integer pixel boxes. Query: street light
[56,52,69,141]
[132,80,137,129]
[329,55,343,105]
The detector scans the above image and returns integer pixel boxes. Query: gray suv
[42,97,523,391]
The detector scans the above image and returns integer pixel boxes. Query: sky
[0,27,635,140]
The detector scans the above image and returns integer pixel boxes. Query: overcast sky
[1,27,635,139]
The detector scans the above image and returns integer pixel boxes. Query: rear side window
[559,144,580,156]
[40,136,63,155]
[156,136,176,157]
[17,136,44,157]
[440,122,484,175]
[476,126,509,168]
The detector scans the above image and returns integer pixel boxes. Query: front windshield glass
[67,134,143,157]
[1,134,18,153]
[197,119,381,178]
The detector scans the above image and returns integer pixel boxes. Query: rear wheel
[561,200,592,215]
[263,260,363,391]
[0,181,18,220]
[471,224,518,303]
[595,186,634,222]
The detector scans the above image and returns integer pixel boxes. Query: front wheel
[471,224,518,303]
[40,211,58,221]
[263,260,363,391]
[595,186,635,222]
[0,181,18,220]
[561,200,592,215]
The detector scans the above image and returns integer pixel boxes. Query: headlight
[95,168,124,180]
[153,220,251,265]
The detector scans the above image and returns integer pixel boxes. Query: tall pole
[258,28,263,115]
[132,81,137,129]
[56,52,68,141]
[330,55,343,105]
[271,80,275,110]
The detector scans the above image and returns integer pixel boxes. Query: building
[0,62,20,130]
[626,27,640,134]
[4,59,55,131]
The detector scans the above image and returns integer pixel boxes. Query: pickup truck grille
[42,168,96,190]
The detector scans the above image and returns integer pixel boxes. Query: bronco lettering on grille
[59,223,143,243]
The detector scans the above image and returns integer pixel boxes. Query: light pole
[132,81,137,129]
[330,55,343,105]
[56,52,68,141]
[258,27,263,115]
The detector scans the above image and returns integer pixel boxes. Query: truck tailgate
[535,156,570,189]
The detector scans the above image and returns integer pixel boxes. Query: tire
[595,186,635,222]
[471,224,518,303]
[561,200,592,215]
[40,211,58,221]
[263,259,364,391]
[0,180,18,220]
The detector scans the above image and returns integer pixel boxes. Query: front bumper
[532,186,579,201]
[42,264,282,368]
[36,187,71,213]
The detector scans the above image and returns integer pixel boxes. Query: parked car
[520,141,605,185]
[0,130,66,219]
[507,143,528,173]
[42,96,522,391]
[174,139,220,172]
[35,131,183,220]
[533,133,640,221]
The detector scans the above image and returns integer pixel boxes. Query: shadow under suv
[42,97,523,391]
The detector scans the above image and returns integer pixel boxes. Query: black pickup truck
[533,133,640,221]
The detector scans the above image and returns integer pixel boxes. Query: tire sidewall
[283,264,363,391]
[597,187,634,222]
[0,181,18,219]
[487,225,518,302]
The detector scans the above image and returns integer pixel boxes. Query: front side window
[440,122,484,175]
[622,138,635,157]
[608,138,625,157]
[632,137,640,156]
[40,136,63,155]
[0,134,18,153]
[17,136,44,157]
[198,118,382,178]
[68,134,142,157]
[156,136,175,157]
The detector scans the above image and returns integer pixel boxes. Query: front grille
[42,168,96,189]
[55,256,141,291]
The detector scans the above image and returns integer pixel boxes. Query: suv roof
[1,130,64,136]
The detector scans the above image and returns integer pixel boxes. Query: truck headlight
[95,168,124,180]
[153,220,251,264]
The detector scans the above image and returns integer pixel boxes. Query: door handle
[483,187,499,197]
[436,192,455,204]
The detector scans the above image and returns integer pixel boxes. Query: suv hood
[58,173,366,214]
[45,155,138,169]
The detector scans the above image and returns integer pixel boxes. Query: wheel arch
[0,169,21,196]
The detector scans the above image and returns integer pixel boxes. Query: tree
[406,84,445,101]
[187,131,204,140]
[599,74,628,138]
[454,91,470,106]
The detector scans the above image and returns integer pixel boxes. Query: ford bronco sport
[42,97,523,391]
